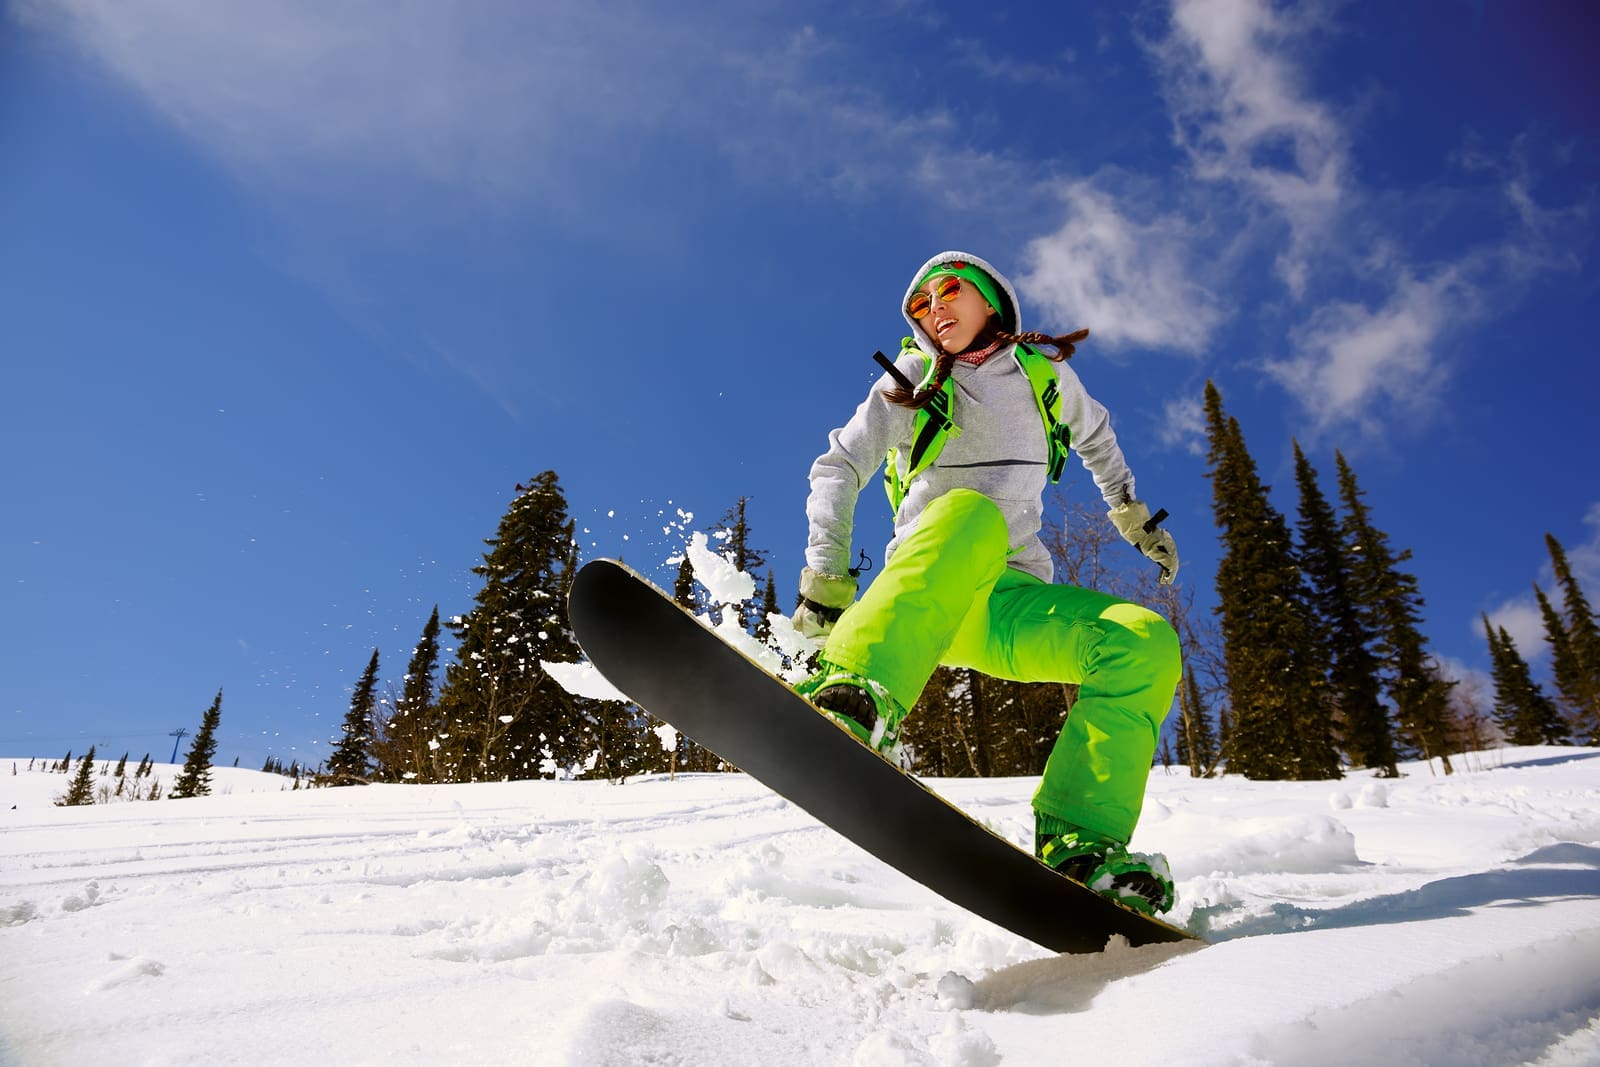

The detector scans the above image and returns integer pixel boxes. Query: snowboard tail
[568,558,1201,954]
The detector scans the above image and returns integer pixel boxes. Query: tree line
[324,387,1599,786]
[1201,381,1598,780]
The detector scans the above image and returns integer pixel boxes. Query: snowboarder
[792,251,1183,914]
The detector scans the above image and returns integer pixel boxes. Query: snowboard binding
[1036,826,1176,916]
[796,664,907,755]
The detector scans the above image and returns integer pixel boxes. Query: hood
[900,250,1022,358]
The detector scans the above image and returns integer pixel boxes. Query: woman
[792,251,1183,915]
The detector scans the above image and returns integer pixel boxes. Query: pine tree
[1336,453,1457,771]
[672,557,700,612]
[436,472,606,780]
[1483,616,1567,744]
[1293,443,1395,775]
[379,607,445,782]
[1544,534,1600,744]
[327,649,380,784]
[1535,584,1584,739]
[114,753,128,778]
[56,746,97,806]
[171,691,223,799]
[756,571,779,643]
[1203,382,1339,780]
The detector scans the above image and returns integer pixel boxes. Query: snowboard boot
[795,663,907,754]
[1035,815,1176,917]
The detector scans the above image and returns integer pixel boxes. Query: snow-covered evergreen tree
[435,472,614,780]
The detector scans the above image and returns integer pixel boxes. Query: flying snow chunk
[542,660,629,703]
[686,531,755,604]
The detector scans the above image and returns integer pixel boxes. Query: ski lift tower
[169,728,189,764]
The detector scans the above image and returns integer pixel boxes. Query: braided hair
[883,327,1090,410]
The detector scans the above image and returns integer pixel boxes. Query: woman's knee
[1096,604,1183,700]
[1143,613,1183,693]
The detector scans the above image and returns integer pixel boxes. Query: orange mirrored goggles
[906,275,964,320]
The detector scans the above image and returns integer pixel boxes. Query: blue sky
[3,1,1596,769]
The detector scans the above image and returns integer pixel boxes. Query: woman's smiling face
[910,275,995,354]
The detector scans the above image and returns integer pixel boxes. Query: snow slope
[3,748,1599,1065]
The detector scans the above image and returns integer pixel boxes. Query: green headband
[914,260,1006,324]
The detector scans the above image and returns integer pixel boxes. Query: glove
[1108,501,1180,585]
[792,567,858,639]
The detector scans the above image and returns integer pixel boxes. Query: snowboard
[568,558,1202,955]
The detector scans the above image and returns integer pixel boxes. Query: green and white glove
[1108,501,1180,585]
[793,567,857,639]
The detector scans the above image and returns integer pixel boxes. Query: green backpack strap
[1014,344,1072,482]
[883,340,958,514]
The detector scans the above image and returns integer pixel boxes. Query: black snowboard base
[568,558,1202,955]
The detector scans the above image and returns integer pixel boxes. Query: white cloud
[1016,181,1224,353]
[1157,392,1208,456]
[13,1,1058,220]
[11,0,1061,246]
[1146,0,1590,445]
[948,37,1066,86]
[1482,596,1548,664]
[1264,268,1469,435]
[1261,146,1588,438]
[20,0,1584,450]
[1573,503,1600,589]
[1152,0,1348,298]
[11,0,728,214]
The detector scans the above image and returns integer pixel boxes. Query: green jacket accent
[883,340,1073,514]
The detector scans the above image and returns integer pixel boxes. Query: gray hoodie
[804,250,1135,584]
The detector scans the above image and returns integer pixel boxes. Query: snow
[542,658,630,704]
[685,530,756,606]
[4,748,1599,1065]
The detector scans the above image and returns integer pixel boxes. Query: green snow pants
[822,489,1182,843]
